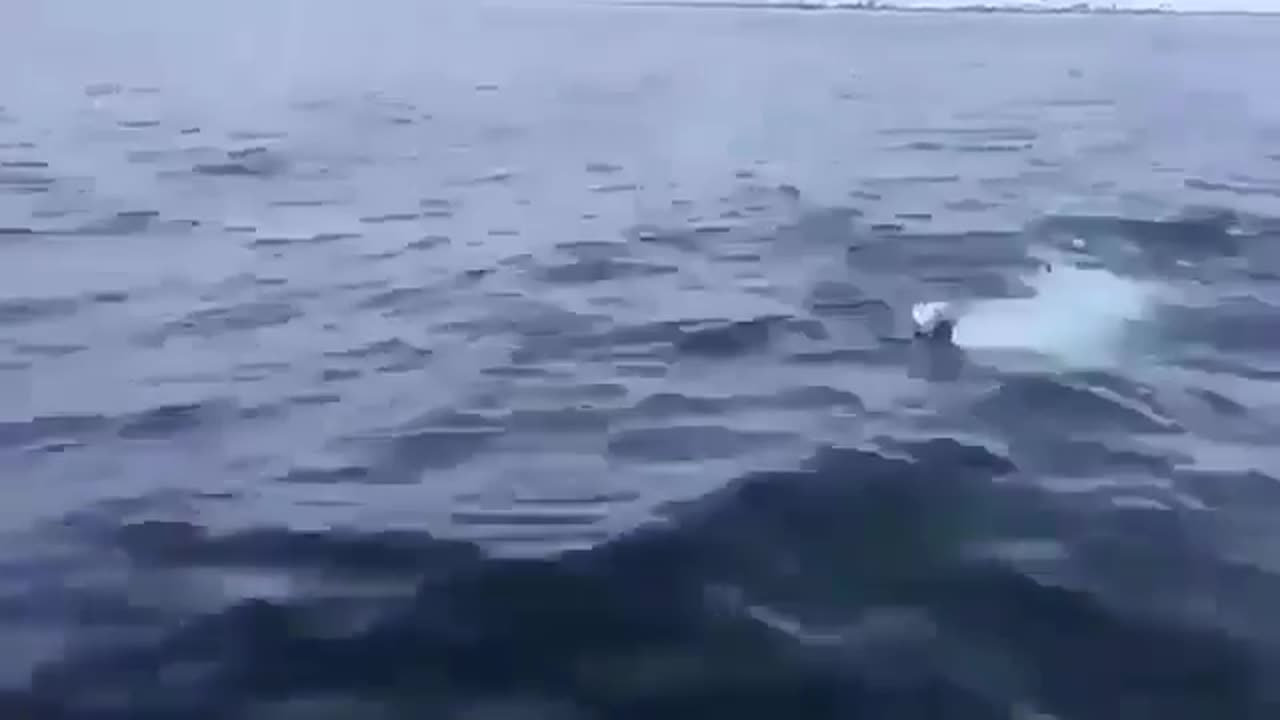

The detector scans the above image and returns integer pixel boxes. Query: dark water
[4,2,1280,717]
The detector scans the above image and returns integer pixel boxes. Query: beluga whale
[909,257,1160,368]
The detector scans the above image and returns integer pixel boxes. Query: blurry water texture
[2,1,1280,718]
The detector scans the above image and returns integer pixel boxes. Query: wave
[4,442,1277,719]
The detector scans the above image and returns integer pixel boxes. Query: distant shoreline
[603,2,1278,17]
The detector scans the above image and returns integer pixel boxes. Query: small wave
[192,145,290,178]
[972,374,1180,436]
[1034,212,1242,263]
[1165,296,1280,354]
[145,300,304,344]
[0,297,80,327]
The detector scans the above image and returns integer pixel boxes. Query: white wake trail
[914,256,1162,367]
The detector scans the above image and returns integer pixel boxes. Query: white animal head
[911,300,958,337]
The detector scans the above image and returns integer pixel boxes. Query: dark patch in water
[71,211,162,237]
[11,445,1276,719]
[13,343,85,358]
[607,425,791,461]
[1168,297,1280,353]
[326,338,433,374]
[360,212,421,224]
[116,401,229,440]
[147,301,303,343]
[1185,178,1280,199]
[274,465,377,485]
[0,414,108,450]
[251,232,359,248]
[0,297,79,326]
[539,257,677,285]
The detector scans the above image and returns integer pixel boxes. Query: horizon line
[596,1,1280,17]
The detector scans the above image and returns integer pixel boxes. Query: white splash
[948,259,1159,366]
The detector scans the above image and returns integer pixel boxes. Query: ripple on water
[191,146,289,178]
[145,300,303,344]
[537,257,678,285]
[3,10,1280,718]
[607,425,796,463]
[0,297,80,326]
[1034,212,1242,263]
[115,400,238,441]
[1166,296,1280,354]
[347,410,510,476]
[323,338,433,375]
[250,231,360,248]
[972,374,1181,438]
[0,414,109,451]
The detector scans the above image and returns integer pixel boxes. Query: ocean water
[3,1,1280,717]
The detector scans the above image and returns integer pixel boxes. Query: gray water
[3,3,1280,718]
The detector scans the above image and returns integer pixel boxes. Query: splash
[950,258,1159,367]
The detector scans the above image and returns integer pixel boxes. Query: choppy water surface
[3,2,1280,717]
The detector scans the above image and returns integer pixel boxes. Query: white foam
[949,260,1158,366]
